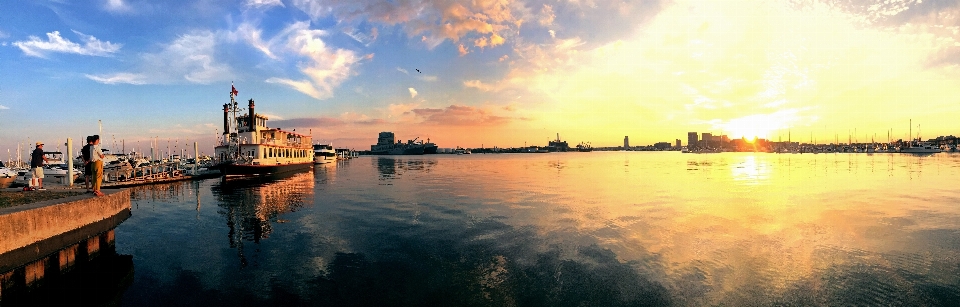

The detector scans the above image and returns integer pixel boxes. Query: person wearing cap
[89,135,105,196]
[30,142,49,190]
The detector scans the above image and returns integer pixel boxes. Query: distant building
[675,139,681,149]
[654,142,671,150]
[702,133,713,148]
[688,132,698,149]
[624,136,629,149]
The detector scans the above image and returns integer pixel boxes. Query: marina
[7,0,960,305]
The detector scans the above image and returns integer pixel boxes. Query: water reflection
[374,157,437,182]
[211,170,315,267]
[107,153,960,306]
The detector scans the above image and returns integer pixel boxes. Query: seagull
[416,69,421,73]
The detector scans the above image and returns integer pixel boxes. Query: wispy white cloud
[418,75,437,82]
[104,0,130,13]
[0,105,9,110]
[246,0,284,9]
[87,31,233,85]
[14,30,121,58]
[261,21,371,100]
[396,67,409,74]
[86,72,148,85]
[408,87,418,98]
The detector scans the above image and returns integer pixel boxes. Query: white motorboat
[313,144,336,164]
[901,141,941,154]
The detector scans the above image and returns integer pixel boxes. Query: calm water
[101,152,960,305]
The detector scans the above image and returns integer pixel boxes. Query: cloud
[463,79,496,91]
[396,67,409,74]
[0,30,9,39]
[539,4,556,26]
[104,0,130,13]
[246,0,284,9]
[14,30,121,58]
[87,31,232,85]
[343,27,376,46]
[291,0,520,52]
[490,33,505,47]
[0,105,9,110]
[458,43,469,56]
[411,105,512,126]
[85,72,148,85]
[235,22,279,59]
[418,75,438,82]
[408,87,418,98]
[258,21,370,100]
[271,117,346,128]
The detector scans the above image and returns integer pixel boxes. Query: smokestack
[248,99,256,131]
[222,104,229,135]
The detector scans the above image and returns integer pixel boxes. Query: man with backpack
[82,136,93,192]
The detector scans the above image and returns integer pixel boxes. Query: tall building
[624,136,630,148]
[688,132,698,149]
[675,139,682,148]
[702,133,713,148]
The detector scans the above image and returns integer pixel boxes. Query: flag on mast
[231,83,238,97]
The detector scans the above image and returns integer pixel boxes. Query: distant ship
[546,133,570,152]
[214,93,313,176]
[576,142,593,152]
[370,132,426,155]
[423,139,439,154]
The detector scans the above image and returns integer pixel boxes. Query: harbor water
[67,152,960,305]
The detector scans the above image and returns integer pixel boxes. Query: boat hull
[219,162,313,176]
[424,145,439,154]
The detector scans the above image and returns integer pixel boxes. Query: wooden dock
[100,163,220,189]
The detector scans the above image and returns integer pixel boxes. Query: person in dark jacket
[82,136,94,192]
[31,142,49,190]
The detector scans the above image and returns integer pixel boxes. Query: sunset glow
[1,0,959,152]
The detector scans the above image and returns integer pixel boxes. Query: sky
[2,0,960,157]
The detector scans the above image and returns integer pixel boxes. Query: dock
[0,189,131,301]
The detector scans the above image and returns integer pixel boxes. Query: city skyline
[3,0,960,154]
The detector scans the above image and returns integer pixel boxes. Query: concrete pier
[0,189,131,300]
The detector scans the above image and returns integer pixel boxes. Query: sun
[722,113,786,141]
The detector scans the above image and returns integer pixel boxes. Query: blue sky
[3,0,960,157]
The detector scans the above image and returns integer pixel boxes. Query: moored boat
[313,143,335,164]
[214,87,313,176]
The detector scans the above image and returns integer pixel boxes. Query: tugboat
[370,132,425,155]
[576,142,593,152]
[214,86,313,176]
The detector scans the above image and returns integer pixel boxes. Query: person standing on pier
[30,142,48,190]
[81,136,94,192]
[89,135,105,197]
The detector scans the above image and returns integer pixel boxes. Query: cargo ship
[370,132,425,155]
